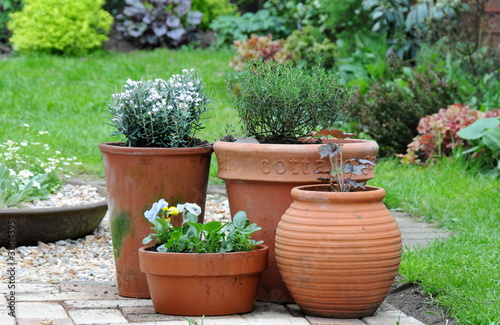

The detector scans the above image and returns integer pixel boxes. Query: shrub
[0,0,22,47]
[191,0,237,30]
[362,0,466,60]
[349,62,463,157]
[416,38,500,111]
[230,34,293,71]
[397,104,486,163]
[114,0,203,48]
[336,30,391,93]
[231,60,351,144]
[8,0,113,56]
[285,26,337,69]
[209,9,291,46]
[457,114,500,176]
[263,0,322,30]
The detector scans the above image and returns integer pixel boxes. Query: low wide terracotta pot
[138,245,269,316]
[0,180,107,248]
[99,142,213,298]
[275,185,402,318]
[213,139,378,303]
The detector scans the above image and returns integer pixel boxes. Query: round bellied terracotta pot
[213,139,379,303]
[138,244,269,316]
[0,180,107,248]
[275,185,402,318]
[99,142,213,298]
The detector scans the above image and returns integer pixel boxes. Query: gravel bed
[0,185,231,284]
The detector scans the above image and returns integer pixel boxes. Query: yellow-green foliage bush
[8,0,113,55]
[191,0,237,30]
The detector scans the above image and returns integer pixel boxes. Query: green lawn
[0,47,237,180]
[371,158,500,324]
[2,49,499,324]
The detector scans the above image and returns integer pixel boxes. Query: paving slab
[64,299,153,309]
[68,308,128,324]
[363,303,425,325]
[17,302,69,318]
[306,316,367,325]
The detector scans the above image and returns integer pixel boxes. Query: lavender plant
[313,129,376,192]
[115,0,203,48]
[108,69,211,148]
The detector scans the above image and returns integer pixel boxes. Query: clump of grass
[370,158,500,324]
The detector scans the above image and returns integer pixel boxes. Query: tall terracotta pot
[138,244,269,316]
[213,139,378,303]
[275,185,402,318]
[99,142,212,298]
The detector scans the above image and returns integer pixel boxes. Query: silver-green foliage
[233,60,351,143]
[0,163,49,209]
[109,69,211,148]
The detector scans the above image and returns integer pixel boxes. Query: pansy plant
[143,199,263,253]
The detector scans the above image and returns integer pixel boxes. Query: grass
[2,49,500,324]
[370,158,500,324]
[0,47,237,181]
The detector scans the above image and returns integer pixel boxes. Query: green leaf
[483,127,500,153]
[457,118,500,140]
[233,211,247,228]
[203,221,224,233]
[142,234,153,245]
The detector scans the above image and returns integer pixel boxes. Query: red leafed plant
[311,129,376,192]
[398,103,500,164]
[230,34,293,71]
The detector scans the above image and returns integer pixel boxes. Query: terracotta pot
[0,180,107,248]
[213,139,378,303]
[138,244,269,316]
[275,185,402,318]
[99,142,213,298]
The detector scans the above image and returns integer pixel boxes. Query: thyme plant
[232,60,351,144]
[109,69,210,148]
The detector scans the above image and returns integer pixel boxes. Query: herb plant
[232,60,351,144]
[313,129,376,192]
[108,68,211,148]
[142,199,263,253]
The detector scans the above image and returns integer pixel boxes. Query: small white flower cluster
[112,69,206,120]
[0,132,80,177]
[8,169,42,189]
[108,68,210,147]
[169,69,205,111]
